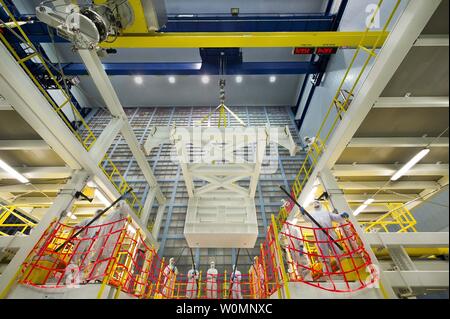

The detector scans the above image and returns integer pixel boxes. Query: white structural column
[366,232,449,248]
[295,0,442,208]
[0,41,158,245]
[319,168,397,299]
[88,117,124,161]
[0,41,114,202]
[140,187,157,227]
[151,204,167,240]
[78,49,165,205]
[414,34,449,47]
[0,140,50,150]
[0,170,89,298]
[0,167,73,180]
[333,164,449,177]
[348,137,449,148]
[373,96,449,109]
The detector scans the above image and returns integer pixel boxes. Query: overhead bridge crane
[35,0,389,50]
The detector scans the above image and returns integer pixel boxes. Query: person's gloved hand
[340,212,350,219]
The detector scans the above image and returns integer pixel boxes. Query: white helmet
[313,200,321,209]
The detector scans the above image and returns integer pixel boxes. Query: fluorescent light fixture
[95,189,111,206]
[0,159,29,183]
[303,186,318,207]
[235,75,243,83]
[353,198,375,216]
[391,149,431,181]
[87,180,96,188]
[269,76,277,83]
[134,76,143,85]
[168,76,176,84]
[201,75,210,84]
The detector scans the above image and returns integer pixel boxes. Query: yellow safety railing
[278,0,402,224]
[361,203,417,233]
[0,205,36,236]
[99,155,143,216]
[0,1,96,151]
[0,1,144,217]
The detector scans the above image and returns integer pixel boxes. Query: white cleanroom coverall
[230,267,243,299]
[162,258,178,297]
[283,223,311,280]
[186,267,199,299]
[206,262,218,299]
[72,210,102,277]
[303,201,346,273]
[91,203,128,279]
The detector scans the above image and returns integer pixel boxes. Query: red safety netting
[279,220,379,292]
[18,214,164,299]
[17,214,287,299]
[16,209,377,298]
[153,224,285,300]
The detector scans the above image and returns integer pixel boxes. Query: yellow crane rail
[102,31,389,49]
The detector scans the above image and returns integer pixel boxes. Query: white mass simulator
[144,126,299,248]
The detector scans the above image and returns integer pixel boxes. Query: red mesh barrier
[280,220,379,292]
[17,211,377,298]
[18,215,164,298]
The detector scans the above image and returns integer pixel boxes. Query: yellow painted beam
[94,0,149,33]
[100,31,389,49]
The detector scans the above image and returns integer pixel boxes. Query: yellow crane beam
[95,0,149,33]
[100,31,389,49]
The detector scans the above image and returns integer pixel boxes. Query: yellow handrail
[0,1,144,217]
[361,204,417,233]
[0,205,36,236]
[277,0,402,224]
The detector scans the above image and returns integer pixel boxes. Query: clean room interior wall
[411,185,449,232]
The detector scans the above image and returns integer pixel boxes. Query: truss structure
[144,125,298,248]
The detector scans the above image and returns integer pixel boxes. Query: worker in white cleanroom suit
[162,257,178,298]
[303,201,349,274]
[282,222,311,281]
[206,261,218,299]
[70,209,103,282]
[91,202,129,282]
[250,256,265,298]
[185,264,199,299]
[303,136,323,153]
[230,265,243,299]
